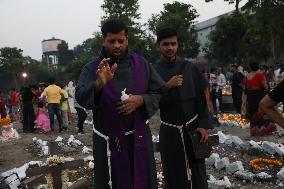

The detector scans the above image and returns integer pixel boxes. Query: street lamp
[22,72,28,85]
[22,72,27,78]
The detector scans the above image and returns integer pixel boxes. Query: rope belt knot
[160,114,198,186]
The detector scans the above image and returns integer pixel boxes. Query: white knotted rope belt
[160,114,198,188]
[92,126,134,189]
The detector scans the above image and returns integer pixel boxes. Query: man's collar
[159,56,182,67]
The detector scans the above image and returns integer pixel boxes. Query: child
[34,101,50,132]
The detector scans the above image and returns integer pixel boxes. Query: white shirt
[217,73,226,91]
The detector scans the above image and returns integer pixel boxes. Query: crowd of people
[0,79,87,134]
[200,61,284,137]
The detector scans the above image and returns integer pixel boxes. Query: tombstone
[26,159,84,189]
[25,142,85,189]
[0,173,23,189]
[22,174,47,189]
[68,178,91,189]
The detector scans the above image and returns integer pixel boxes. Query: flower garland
[0,118,11,127]
[45,155,69,189]
[249,158,283,171]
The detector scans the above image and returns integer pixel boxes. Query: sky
[0,0,247,60]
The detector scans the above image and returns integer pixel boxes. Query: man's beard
[164,51,176,59]
[100,47,128,63]
[109,49,127,60]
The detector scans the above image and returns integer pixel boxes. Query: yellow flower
[249,158,283,171]
[0,118,11,126]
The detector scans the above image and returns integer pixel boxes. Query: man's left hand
[196,128,208,143]
[117,95,144,115]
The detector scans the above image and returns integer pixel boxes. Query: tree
[148,1,200,58]
[206,13,246,65]
[0,47,53,87]
[0,47,23,60]
[73,33,101,60]
[65,33,102,78]
[205,0,243,13]
[58,40,74,65]
[244,0,284,8]
[243,0,284,65]
[205,12,273,66]
[0,47,26,88]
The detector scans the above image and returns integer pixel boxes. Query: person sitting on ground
[260,80,284,129]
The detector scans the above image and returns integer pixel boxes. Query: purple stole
[92,53,148,189]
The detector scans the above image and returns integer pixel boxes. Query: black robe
[154,57,212,189]
[75,55,164,189]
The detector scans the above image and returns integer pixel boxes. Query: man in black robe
[231,64,244,113]
[154,27,212,189]
[75,19,164,189]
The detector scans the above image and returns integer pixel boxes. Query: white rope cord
[125,130,134,135]
[93,126,112,189]
[92,126,134,189]
[160,114,198,188]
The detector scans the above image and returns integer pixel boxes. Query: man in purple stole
[75,19,164,189]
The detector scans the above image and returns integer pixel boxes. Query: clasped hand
[117,95,144,115]
[165,75,183,89]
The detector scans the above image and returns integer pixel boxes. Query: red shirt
[245,72,266,89]
[10,91,18,106]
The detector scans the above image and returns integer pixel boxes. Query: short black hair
[57,83,64,88]
[249,61,259,71]
[156,27,178,43]
[231,64,238,69]
[38,101,44,108]
[101,19,128,37]
[47,77,55,84]
[210,67,217,72]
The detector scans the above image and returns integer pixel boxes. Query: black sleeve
[192,64,212,129]
[141,62,165,118]
[75,63,102,110]
[268,80,284,103]
[237,72,244,83]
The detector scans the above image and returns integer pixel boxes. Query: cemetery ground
[1,112,284,188]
